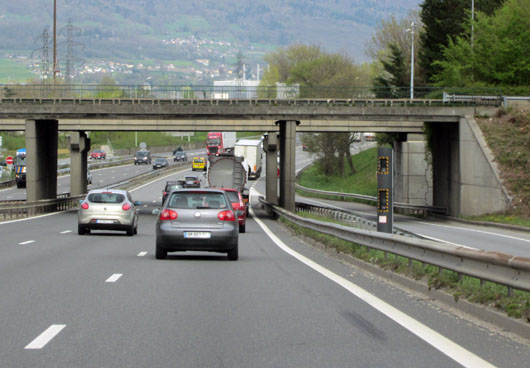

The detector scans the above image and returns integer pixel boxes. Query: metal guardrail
[296,183,447,216]
[295,202,419,238]
[442,92,503,105]
[260,197,530,294]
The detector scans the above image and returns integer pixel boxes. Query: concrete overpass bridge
[0,96,509,217]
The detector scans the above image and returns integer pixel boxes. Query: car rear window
[165,184,182,192]
[167,192,228,209]
[88,193,125,204]
[155,158,166,163]
[194,158,204,163]
[136,152,149,158]
[225,191,240,202]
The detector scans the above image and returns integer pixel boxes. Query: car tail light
[160,209,178,221]
[81,202,89,210]
[122,203,132,211]
[218,210,235,221]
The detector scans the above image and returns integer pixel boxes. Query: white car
[78,189,140,236]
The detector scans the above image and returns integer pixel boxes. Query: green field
[298,147,378,196]
[0,58,35,83]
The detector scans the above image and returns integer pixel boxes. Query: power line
[59,19,84,83]
[32,27,52,80]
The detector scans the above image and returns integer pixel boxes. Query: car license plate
[97,219,114,224]
[184,232,211,239]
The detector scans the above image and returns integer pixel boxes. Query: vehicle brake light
[160,209,178,221]
[81,202,89,210]
[218,210,236,221]
[122,203,132,211]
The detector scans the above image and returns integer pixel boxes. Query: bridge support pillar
[68,131,91,197]
[278,120,298,212]
[263,132,278,205]
[26,119,58,203]
[394,133,433,207]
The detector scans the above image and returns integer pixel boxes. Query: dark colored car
[174,151,188,162]
[155,189,239,260]
[183,175,200,188]
[134,151,152,165]
[162,181,184,204]
[90,150,106,160]
[220,188,246,233]
[153,157,169,169]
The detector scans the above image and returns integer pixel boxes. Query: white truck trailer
[234,139,263,180]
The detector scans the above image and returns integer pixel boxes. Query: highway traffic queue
[77,135,257,261]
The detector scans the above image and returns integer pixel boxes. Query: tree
[433,0,530,87]
[234,49,246,80]
[419,0,506,83]
[373,43,408,98]
[261,44,362,176]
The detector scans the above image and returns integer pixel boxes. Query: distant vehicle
[192,157,207,171]
[234,139,263,180]
[134,150,152,165]
[154,189,239,260]
[174,151,188,162]
[162,181,184,204]
[14,148,26,188]
[363,132,376,141]
[78,189,140,236]
[90,149,106,160]
[206,132,236,156]
[220,188,246,233]
[183,175,200,188]
[207,154,249,214]
[153,157,169,169]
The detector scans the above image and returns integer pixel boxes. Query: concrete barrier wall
[457,116,511,216]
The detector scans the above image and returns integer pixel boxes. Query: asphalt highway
[1,154,530,367]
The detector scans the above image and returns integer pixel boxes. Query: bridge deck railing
[0,84,504,104]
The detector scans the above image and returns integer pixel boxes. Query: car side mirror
[152,208,160,215]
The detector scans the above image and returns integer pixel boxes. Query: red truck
[206,132,236,156]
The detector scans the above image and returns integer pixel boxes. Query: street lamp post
[471,0,475,48]
[406,22,416,99]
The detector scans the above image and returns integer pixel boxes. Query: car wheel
[239,223,246,233]
[227,241,238,261]
[78,224,85,235]
[126,225,134,236]
[155,243,167,259]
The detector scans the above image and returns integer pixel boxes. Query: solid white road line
[18,240,35,245]
[137,251,148,257]
[418,221,530,243]
[249,190,496,368]
[60,230,72,234]
[25,325,66,350]
[105,274,123,283]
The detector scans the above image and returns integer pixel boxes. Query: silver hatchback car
[155,189,239,260]
[78,189,140,236]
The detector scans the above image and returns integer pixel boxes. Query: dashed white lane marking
[60,230,72,234]
[111,176,116,179]
[25,324,66,349]
[417,221,530,243]
[152,200,156,203]
[137,251,148,257]
[19,240,35,245]
[249,190,496,368]
[105,274,123,283]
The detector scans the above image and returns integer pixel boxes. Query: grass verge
[280,214,530,321]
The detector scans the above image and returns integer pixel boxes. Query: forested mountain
[0,0,420,62]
